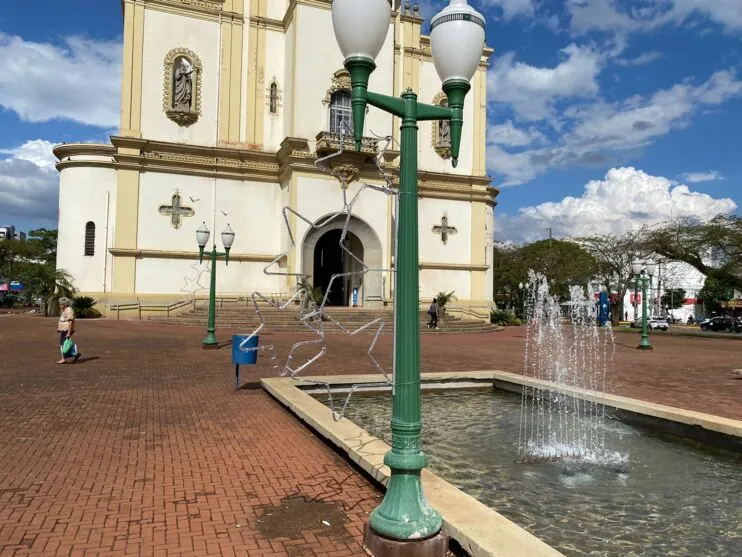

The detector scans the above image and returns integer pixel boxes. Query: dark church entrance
[313,229,364,306]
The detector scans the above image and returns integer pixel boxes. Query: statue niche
[163,48,203,127]
[432,92,451,160]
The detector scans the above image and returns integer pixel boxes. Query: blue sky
[0,0,740,241]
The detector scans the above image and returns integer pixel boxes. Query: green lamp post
[331,0,486,546]
[196,221,235,348]
[632,261,656,350]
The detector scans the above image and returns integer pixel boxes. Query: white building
[621,261,706,322]
[53,0,497,311]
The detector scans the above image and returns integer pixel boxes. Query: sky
[0,0,740,242]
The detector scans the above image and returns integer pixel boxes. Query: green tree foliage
[577,230,651,323]
[660,288,687,310]
[492,240,598,309]
[698,276,735,313]
[21,265,76,316]
[1,229,77,316]
[645,215,742,291]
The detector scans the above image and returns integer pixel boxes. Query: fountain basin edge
[261,373,564,557]
[261,371,742,556]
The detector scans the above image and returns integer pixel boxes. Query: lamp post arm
[415,102,452,121]
[365,90,406,118]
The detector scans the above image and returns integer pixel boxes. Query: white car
[630,316,669,331]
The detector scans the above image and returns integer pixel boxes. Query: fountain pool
[329,389,742,556]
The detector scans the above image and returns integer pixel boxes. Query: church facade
[54,0,497,309]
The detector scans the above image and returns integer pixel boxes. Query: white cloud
[567,0,742,34]
[0,140,59,223]
[488,44,603,121]
[487,120,546,146]
[480,0,537,19]
[615,50,663,66]
[680,170,725,183]
[498,167,738,242]
[488,69,742,186]
[0,33,121,127]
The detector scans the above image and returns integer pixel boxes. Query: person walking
[427,298,439,330]
[56,297,80,364]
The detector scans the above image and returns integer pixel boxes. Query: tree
[661,288,686,310]
[25,228,58,263]
[19,264,76,316]
[576,230,652,324]
[644,215,742,292]
[698,276,734,314]
[492,240,598,311]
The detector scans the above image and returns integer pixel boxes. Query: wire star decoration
[236,125,400,420]
[180,261,211,296]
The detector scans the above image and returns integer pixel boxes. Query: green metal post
[368,90,442,540]
[343,56,468,541]
[638,275,651,350]
[203,246,219,347]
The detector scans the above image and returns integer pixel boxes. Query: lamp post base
[363,523,448,557]
[637,343,653,351]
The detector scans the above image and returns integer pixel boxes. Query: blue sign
[352,287,358,307]
[9,281,23,291]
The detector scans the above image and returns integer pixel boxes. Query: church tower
[54,0,497,313]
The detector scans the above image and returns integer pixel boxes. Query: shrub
[73,296,96,313]
[73,296,100,318]
[490,308,522,326]
[78,308,102,319]
[435,290,457,310]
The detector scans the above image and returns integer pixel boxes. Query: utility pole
[546,227,552,248]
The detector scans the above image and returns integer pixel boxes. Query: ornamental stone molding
[324,69,352,102]
[331,164,361,189]
[148,0,224,13]
[431,91,451,160]
[163,47,203,127]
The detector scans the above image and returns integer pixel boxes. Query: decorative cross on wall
[159,191,195,229]
[432,214,457,245]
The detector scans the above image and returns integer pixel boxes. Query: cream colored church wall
[283,16,297,140]
[290,4,395,140]
[57,166,117,293]
[418,198,472,265]
[140,9,220,146]
[417,60,474,175]
[294,176,389,274]
[262,0,286,20]
[136,173,282,256]
[263,30,286,151]
[134,258,279,295]
[420,269,471,301]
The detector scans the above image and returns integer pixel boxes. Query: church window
[329,91,353,134]
[84,222,95,256]
[269,82,278,114]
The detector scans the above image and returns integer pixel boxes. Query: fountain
[518,271,619,464]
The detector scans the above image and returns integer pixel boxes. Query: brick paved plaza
[1,315,741,556]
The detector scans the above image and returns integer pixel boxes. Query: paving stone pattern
[1,316,741,556]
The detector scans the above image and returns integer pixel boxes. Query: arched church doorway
[313,229,364,306]
[302,214,383,308]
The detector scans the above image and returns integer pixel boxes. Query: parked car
[699,317,742,333]
[630,316,669,331]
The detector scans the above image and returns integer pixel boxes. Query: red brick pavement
[1,316,741,556]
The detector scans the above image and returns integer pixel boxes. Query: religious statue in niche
[432,92,452,160]
[173,57,194,110]
[163,47,203,127]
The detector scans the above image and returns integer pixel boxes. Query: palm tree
[22,264,76,316]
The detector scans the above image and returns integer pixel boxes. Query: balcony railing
[315,131,379,156]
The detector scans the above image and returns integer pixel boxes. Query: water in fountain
[518,270,622,465]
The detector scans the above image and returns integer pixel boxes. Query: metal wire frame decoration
[237,124,399,420]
